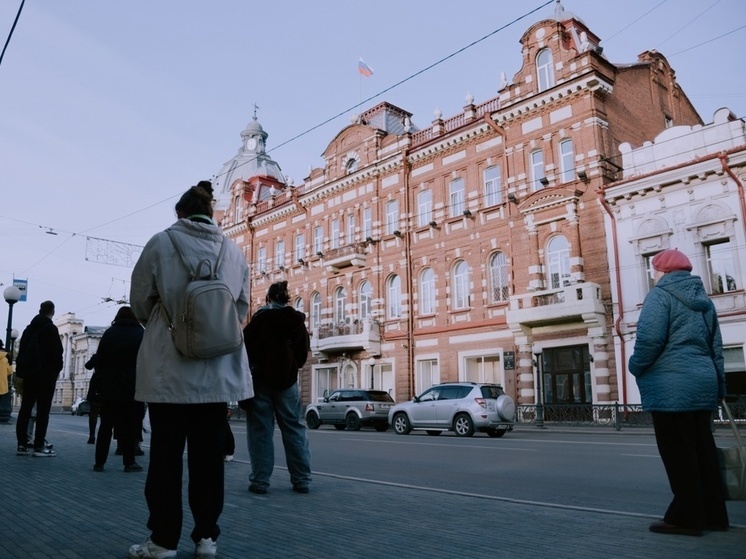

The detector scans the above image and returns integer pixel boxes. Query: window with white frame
[386,200,399,235]
[489,251,510,303]
[257,247,267,274]
[314,226,323,254]
[334,286,347,324]
[417,189,432,227]
[416,358,439,394]
[453,260,470,309]
[331,219,340,249]
[536,48,554,92]
[419,268,435,315]
[346,158,358,174]
[449,178,465,217]
[275,240,285,269]
[464,354,501,384]
[547,235,571,289]
[359,280,372,320]
[294,297,304,313]
[559,139,574,184]
[707,239,738,294]
[313,365,339,402]
[234,195,242,223]
[310,292,321,329]
[347,214,355,244]
[531,150,545,191]
[387,274,402,318]
[295,233,305,262]
[643,252,658,292]
[484,166,502,206]
[363,208,372,239]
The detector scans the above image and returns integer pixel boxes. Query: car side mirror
[413,396,420,403]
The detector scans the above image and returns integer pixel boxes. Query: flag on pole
[358,57,374,77]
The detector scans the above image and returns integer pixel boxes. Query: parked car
[389,382,515,437]
[305,389,395,431]
[71,398,90,416]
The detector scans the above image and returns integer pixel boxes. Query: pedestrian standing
[243,280,312,494]
[128,181,252,559]
[629,249,729,536]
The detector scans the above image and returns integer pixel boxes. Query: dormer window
[536,48,555,92]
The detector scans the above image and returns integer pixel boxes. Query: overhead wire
[0,0,25,69]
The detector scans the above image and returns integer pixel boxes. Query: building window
[334,287,347,324]
[484,166,502,206]
[547,235,571,289]
[489,251,510,303]
[257,247,267,274]
[294,297,304,313]
[464,354,501,384]
[314,226,323,254]
[347,214,355,244]
[363,208,372,239]
[387,275,402,318]
[359,280,372,320]
[707,239,738,294]
[275,240,285,269]
[420,268,435,315]
[531,150,545,191]
[449,178,465,217]
[416,358,439,394]
[536,48,554,92]
[559,139,574,184]
[453,260,470,309]
[310,292,321,329]
[346,158,358,174]
[331,219,340,249]
[417,189,433,227]
[295,233,305,262]
[234,195,242,223]
[664,116,673,129]
[386,200,399,235]
[642,252,658,292]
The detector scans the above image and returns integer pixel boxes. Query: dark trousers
[224,420,235,456]
[145,403,226,549]
[16,374,56,449]
[88,402,101,440]
[652,410,729,530]
[96,400,143,467]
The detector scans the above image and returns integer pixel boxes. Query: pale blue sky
[1,0,744,330]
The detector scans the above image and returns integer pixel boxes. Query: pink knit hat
[652,249,692,273]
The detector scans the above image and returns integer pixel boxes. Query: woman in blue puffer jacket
[629,249,728,536]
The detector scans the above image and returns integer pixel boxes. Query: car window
[339,391,357,402]
[480,385,504,399]
[368,391,394,402]
[328,392,340,402]
[419,388,439,402]
[439,386,463,401]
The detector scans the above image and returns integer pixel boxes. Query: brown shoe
[649,521,702,537]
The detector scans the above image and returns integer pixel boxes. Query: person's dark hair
[175,180,214,219]
[39,300,55,316]
[113,305,137,324]
[266,281,290,304]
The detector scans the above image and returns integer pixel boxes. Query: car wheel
[392,412,412,435]
[333,424,346,431]
[374,423,389,432]
[305,411,320,429]
[487,429,506,438]
[453,413,475,437]
[426,430,442,436]
[345,414,362,431]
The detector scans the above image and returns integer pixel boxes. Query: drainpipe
[402,145,416,399]
[596,189,629,406]
[718,152,746,237]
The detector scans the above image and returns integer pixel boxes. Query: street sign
[12,278,27,302]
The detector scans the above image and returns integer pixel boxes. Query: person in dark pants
[85,356,102,444]
[224,409,235,462]
[14,300,63,457]
[91,306,145,472]
[129,181,253,559]
[629,249,729,536]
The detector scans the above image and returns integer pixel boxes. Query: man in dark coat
[15,300,63,457]
[243,281,311,494]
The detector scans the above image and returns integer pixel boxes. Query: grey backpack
[161,230,244,359]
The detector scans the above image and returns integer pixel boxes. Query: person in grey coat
[128,181,253,559]
[629,249,729,536]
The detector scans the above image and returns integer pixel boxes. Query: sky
[1,0,745,333]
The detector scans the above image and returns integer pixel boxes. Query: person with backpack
[14,300,63,457]
[128,181,252,559]
[243,280,312,495]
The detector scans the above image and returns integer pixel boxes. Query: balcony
[310,318,381,357]
[323,242,368,272]
[506,282,606,328]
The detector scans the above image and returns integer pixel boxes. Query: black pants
[96,400,143,467]
[652,410,729,530]
[16,374,56,449]
[144,402,226,549]
[224,420,235,456]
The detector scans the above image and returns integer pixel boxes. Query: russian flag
[358,57,374,77]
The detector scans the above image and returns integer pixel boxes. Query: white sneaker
[196,537,217,559]
[223,454,233,462]
[128,538,177,559]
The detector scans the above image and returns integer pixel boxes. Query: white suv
[388,382,515,437]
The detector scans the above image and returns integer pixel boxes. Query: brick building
[215,5,702,410]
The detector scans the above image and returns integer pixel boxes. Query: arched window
[452,261,470,309]
[489,252,510,303]
[420,268,435,315]
[359,280,372,319]
[386,200,399,235]
[293,297,304,313]
[310,292,321,329]
[559,139,574,183]
[387,275,402,318]
[536,48,554,92]
[234,195,242,223]
[334,286,347,324]
[547,235,571,288]
[346,158,358,174]
[417,189,432,227]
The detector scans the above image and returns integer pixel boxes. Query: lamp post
[533,345,545,429]
[0,286,22,423]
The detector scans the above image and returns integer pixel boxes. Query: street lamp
[0,285,22,423]
[533,344,545,429]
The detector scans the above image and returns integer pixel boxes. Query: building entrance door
[541,345,592,420]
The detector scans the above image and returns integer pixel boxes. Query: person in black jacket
[91,306,145,472]
[15,300,63,457]
[243,281,311,494]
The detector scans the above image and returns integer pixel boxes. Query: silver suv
[388,382,515,437]
[306,389,395,431]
